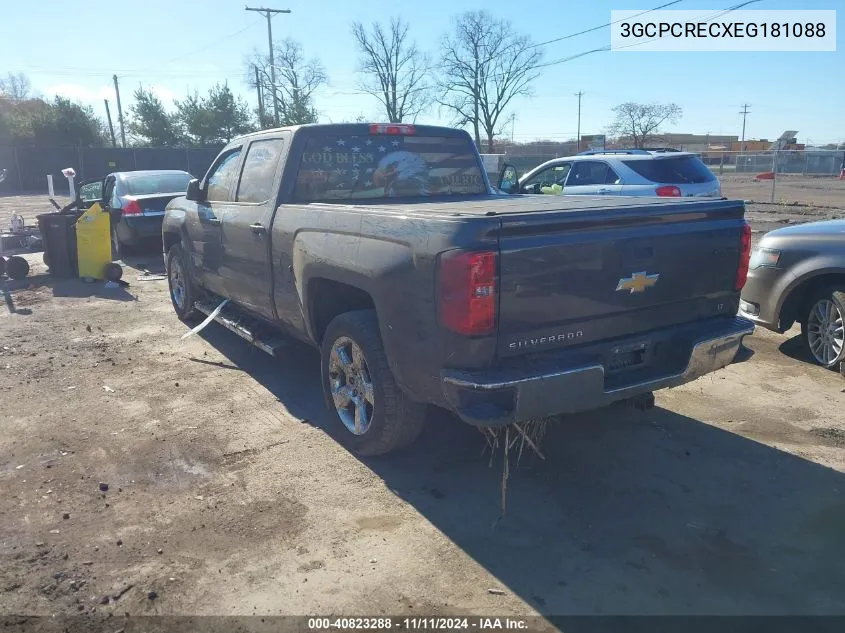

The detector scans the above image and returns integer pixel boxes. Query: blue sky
[2,0,842,144]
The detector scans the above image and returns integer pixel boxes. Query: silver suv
[517,150,721,198]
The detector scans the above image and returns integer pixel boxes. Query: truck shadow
[198,323,845,617]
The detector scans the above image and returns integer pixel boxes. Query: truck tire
[801,287,845,369]
[166,244,199,321]
[321,310,425,456]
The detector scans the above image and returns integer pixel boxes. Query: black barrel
[36,213,80,278]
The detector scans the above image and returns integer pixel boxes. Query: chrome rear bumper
[441,317,755,427]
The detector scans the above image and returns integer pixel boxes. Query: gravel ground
[1,189,845,625]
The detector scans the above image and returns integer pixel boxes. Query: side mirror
[498,164,520,194]
[186,178,204,202]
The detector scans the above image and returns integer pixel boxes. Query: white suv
[517,150,721,198]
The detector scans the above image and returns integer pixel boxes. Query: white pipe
[47,174,55,198]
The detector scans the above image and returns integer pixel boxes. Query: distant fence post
[13,146,23,192]
[133,148,138,170]
[186,148,191,175]
[771,151,777,203]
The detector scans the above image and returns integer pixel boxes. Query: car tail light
[655,185,681,197]
[122,198,142,216]
[369,123,416,136]
[735,223,752,291]
[438,250,497,336]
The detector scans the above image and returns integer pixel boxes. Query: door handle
[206,217,221,226]
[597,188,610,194]
[250,222,266,234]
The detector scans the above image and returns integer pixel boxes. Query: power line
[162,19,262,65]
[532,0,762,71]
[529,0,685,49]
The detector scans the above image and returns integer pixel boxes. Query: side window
[605,163,622,184]
[567,161,612,187]
[522,163,570,192]
[236,138,285,203]
[206,149,243,202]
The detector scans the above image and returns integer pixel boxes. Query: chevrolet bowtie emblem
[616,271,659,293]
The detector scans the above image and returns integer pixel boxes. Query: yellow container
[75,202,112,280]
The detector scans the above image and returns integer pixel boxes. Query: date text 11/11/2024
[307,617,531,630]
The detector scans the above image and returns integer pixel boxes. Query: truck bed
[299,194,738,218]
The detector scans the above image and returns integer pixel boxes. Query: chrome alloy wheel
[169,256,186,311]
[807,298,844,366]
[328,336,375,435]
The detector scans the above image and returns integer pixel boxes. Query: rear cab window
[124,172,192,195]
[293,128,486,201]
[621,156,715,184]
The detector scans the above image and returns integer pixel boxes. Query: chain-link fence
[701,149,845,177]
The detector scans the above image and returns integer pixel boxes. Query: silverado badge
[616,271,659,294]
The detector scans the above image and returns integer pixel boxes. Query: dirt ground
[2,186,845,625]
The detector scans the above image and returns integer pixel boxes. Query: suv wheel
[801,287,845,369]
[166,244,198,321]
[320,310,425,456]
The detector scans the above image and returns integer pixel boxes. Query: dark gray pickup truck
[162,123,754,455]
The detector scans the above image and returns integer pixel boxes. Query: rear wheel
[321,310,425,456]
[801,287,845,369]
[111,227,134,260]
[166,244,198,321]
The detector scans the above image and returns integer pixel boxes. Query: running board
[194,300,287,357]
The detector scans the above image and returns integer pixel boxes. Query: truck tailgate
[496,198,746,357]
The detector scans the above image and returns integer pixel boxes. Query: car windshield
[294,133,486,201]
[621,156,716,184]
[123,173,192,196]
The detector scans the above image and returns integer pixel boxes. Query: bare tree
[438,11,541,152]
[351,18,430,123]
[608,102,683,148]
[0,72,32,101]
[247,39,327,127]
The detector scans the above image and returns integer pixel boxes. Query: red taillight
[122,198,142,216]
[655,185,682,197]
[438,250,497,336]
[369,123,416,136]
[735,223,752,291]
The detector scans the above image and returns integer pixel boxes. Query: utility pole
[739,103,750,150]
[509,113,516,144]
[112,75,126,148]
[575,91,583,151]
[103,99,117,147]
[254,64,265,127]
[246,6,292,127]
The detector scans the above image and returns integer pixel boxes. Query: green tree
[176,83,253,145]
[29,96,104,146]
[204,83,254,142]
[127,87,182,146]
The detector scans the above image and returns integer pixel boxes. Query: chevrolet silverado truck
[162,123,754,456]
